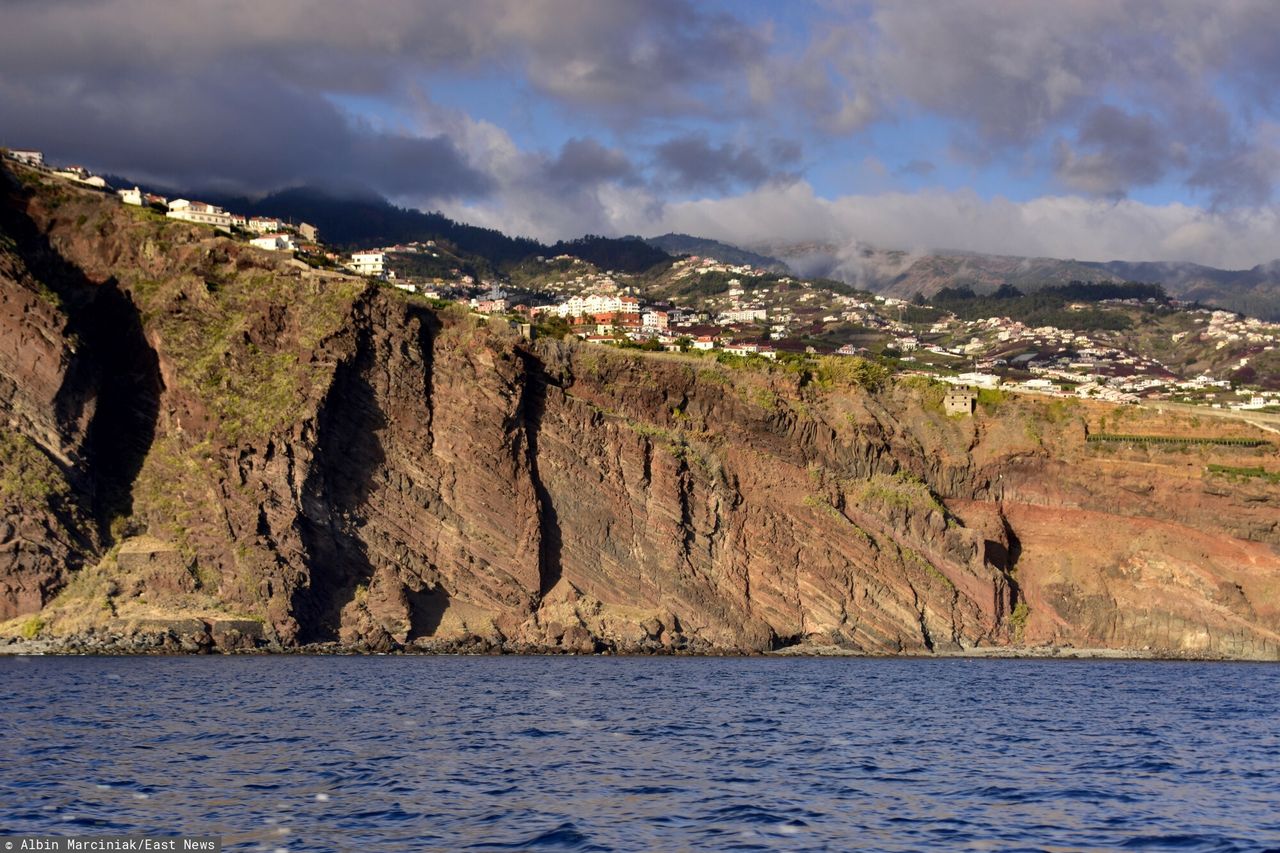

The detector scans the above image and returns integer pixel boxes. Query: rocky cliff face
[2,165,1278,657]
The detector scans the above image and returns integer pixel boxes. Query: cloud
[895,159,937,178]
[0,0,771,120]
[5,0,1280,263]
[641,182,1280,270]
[1052,106,1180,197]
[0,67,491,199]
[0,0,775,204]
[652,133,800,192]
[545,138,638,187]
[785,1,1280,206]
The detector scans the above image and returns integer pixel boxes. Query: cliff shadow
[410,305,440,453]
[406,584,450,640]
[514,349,563,599]
[80,281,163,529]
[0,175,162,534]
[293,333,386,642]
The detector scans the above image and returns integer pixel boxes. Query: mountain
[760,241,1280,320]
[1090,259,1280,320]
[2,161,1279,658]
[646,233,789,272]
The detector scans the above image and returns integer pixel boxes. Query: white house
[167,199,233,228]
[9,150,44,167]
[117,186,143,206]
[953,372,1003,389]
[348,250,386,277]
[250,233,294,252]
[642,310,669,331]
[554,293,641,318]
[247,216,285,234]
[53,167,107,188]
[720,307,767,324]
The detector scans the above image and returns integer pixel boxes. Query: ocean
[2,656,1278,851]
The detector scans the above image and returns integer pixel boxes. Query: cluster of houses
[5,147,1274,411]
[462,285,784,355]
[340,241,450,280]
[6,149,108,189]
[3,148,319,254]
[153,197,316,252]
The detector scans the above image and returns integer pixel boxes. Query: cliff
[2,164,1278,658]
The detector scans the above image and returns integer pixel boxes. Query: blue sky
[4,1,1280,266]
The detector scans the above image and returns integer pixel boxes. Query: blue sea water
[1,657,1278,852]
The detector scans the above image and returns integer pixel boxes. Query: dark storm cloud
[1052,106,1180,197]
[654,134,799,192]
[0,0,768,196]
[1187,145,1280,210]
[0,67,491,198]
[545,139,638,187]
[0,0,769,117]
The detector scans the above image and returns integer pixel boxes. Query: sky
[3,0,1280,268]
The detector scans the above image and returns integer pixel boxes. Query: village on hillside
[6,147,1278,416]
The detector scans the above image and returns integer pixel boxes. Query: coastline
[2,635,1274,662]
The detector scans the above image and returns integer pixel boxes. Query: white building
[720,307,767,324]
[555,293,641,318]
[642,310,669,331]
[247,216,285,234]
[349,250,386,277]
[166,199,233,227]
[250,233,294,252]
[946,372,1003,389]
[9,150,44,167]
[53,167,107,188]
[117,186,143,206]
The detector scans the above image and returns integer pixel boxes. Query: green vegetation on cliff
[131,269,366,444]
[0,431,69,505]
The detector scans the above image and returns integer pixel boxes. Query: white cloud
[470,179,1280,269]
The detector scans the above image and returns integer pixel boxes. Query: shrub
[813,356,890,392]
[976,388,1009,412]
[1206,464,1280,484]
[1008,602,1030,640]
[19,615,45,640]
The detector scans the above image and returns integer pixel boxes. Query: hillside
[1,162,1279,658]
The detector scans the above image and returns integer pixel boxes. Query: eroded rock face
[2,165,1279,657]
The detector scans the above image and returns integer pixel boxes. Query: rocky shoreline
[2,630,1271,661]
